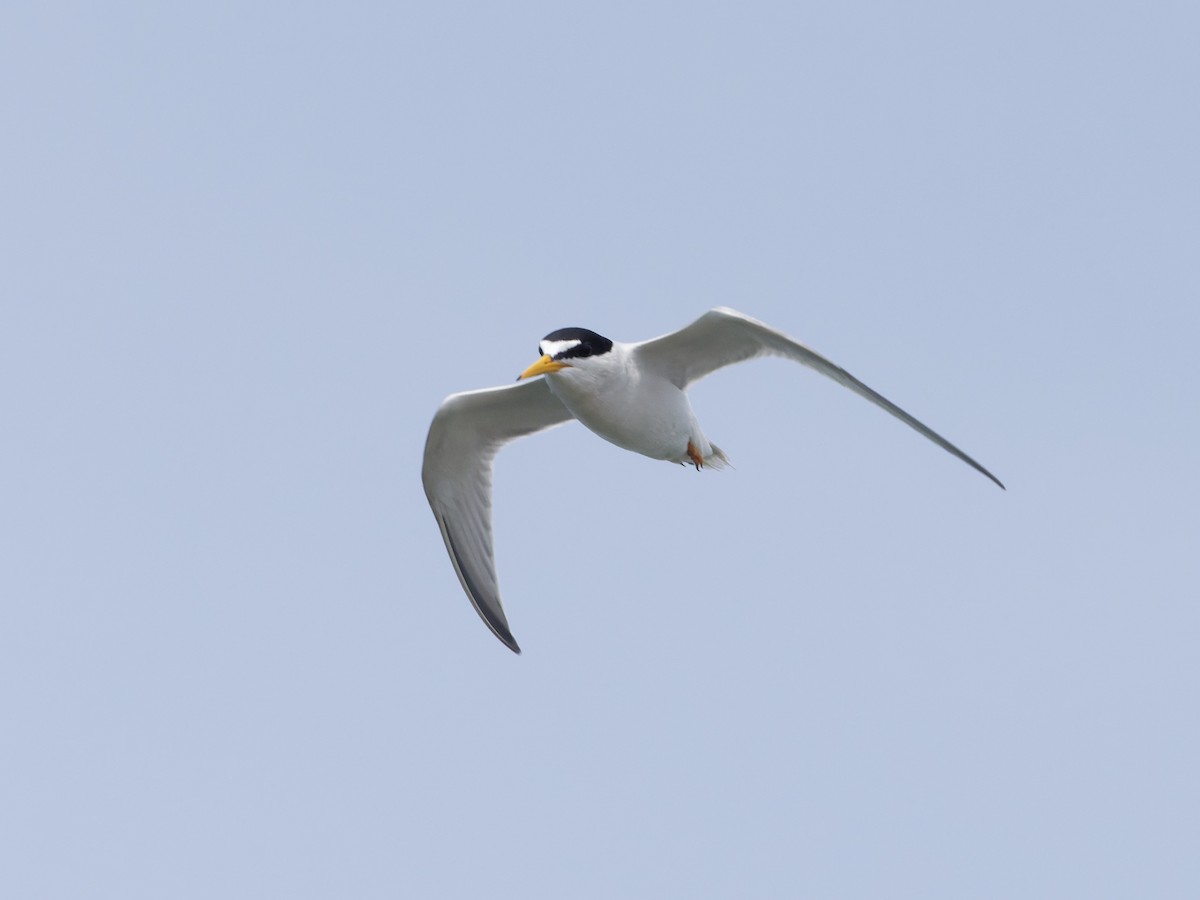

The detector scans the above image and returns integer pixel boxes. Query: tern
[422,307,1003,653]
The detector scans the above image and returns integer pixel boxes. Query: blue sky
[2,2,1197,897]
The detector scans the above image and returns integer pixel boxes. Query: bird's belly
[548,377,695,462]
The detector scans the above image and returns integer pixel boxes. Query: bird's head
[517,327,614,380]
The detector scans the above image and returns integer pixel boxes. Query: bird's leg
[686,440,704,471]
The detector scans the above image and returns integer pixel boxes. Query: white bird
[422,307,1003,653]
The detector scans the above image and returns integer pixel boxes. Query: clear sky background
[2,2,1197,898]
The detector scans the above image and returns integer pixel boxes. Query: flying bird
[422,307,1003,653]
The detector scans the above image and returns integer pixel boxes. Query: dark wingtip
[483,611,522,654]
[480,602,521,654]
[437,512,525,656]
[489,614,521,654]
[964,458,1005,491]
[485,610,522,654]
[983,469,1006,491]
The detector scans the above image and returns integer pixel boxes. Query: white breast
[545,344,706,463]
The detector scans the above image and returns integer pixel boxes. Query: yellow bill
[518,355,569,380]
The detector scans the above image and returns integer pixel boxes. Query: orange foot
[686,440,703,471]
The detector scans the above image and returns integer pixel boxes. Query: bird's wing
[632,307,1004,489]
[422,378,575,653]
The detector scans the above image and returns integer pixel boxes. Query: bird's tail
[704,442,731,470]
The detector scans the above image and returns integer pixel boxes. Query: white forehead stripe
[540,339,581,359]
